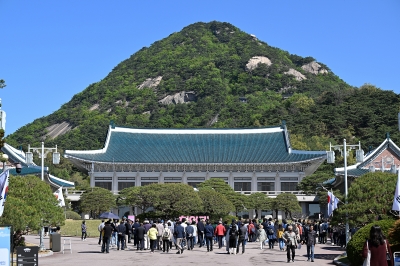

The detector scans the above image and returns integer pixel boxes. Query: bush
[65,211,82,220]
[347,219,395,266]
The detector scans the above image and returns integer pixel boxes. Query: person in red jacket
[215,221,226,249]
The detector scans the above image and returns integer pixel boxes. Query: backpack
[230,226,237,236]
[267,228,274,235]
[162,229,170,240]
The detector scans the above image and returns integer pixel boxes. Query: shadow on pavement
[77,251,103,253]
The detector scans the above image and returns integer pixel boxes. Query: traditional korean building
[333,134,399,188]
[65,122,327,216]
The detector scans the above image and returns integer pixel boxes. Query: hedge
[347,219,395,266]
[65,211,82,220]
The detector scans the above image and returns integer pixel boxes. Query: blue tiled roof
[65,126,326,164]
[5,166,42,176]
[335,168,370,177]
[49,175,75,188]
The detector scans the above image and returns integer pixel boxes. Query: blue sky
[1,1,399,135]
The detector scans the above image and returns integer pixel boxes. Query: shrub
[65,211,82,220]
[347,219,395,266]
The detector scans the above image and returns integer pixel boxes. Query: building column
[159,171,164,184]
[252,171,257,192]
[136,172,141,186]
[112,172,118,193]
[182,171,187,184]
[275,171,281,191]
[228,171,234,189]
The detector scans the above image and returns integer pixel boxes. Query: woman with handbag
[362,225,394,266]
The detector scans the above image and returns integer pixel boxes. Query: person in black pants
[204,220,214,252]
[101,221,113,253]
[236,223,247,254]
[135,223,145,250]
[117,221,126,250]
[197,218,205,247]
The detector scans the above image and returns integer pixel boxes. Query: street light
[327,139,363,246]
[25,142,60,250]
[0,153,8,170]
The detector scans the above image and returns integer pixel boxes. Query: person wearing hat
[214,220,226,249]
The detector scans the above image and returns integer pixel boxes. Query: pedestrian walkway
[24,235,345,266]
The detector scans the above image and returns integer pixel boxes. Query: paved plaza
[24,235,345,266]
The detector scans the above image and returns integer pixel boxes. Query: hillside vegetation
[6,21,400,181]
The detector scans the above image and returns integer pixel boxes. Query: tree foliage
[197,188,234,219]
[0,175,65,231]
[272,193,301,219]
[79,187,116,217]
[333,172,397,226]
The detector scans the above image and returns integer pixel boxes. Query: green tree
[79,187,116,218]
[198,188,234,219]
[0,175,65,231]
[151,183,203,218]
[248,192,272,218]
[120,185,159,213]
[272,193,301,219]
[334,172,397,226]
[197,178,235,196]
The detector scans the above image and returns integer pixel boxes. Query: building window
[281,182,297,191]
[95,182,112,190]
[141,182,158,186]
[118,182,135,191]
[234,182,251,192]
[257,182,275,191]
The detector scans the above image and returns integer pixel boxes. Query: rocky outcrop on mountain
[44,122,72,140]
[246,56,272,71]
[159,91,197,105]
[89,103,99,111]
[137,76,163,90]
[301,61,328,75]
[284,68,307,81]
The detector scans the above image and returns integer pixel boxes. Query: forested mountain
[6,21,400,170]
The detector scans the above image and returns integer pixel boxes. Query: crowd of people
[86,216,356,263]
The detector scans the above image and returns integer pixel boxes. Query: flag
[0,170,10,216]
[327,190,339,216]
[53,187,65,207]
[392,169,400,211]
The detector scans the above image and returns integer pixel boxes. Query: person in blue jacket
[204,220,214,252]
[266,222,277,249]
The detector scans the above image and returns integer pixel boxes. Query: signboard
[128,215,135,221]
[0,226,12,266]
[16,246,39,266]
[394,252,400,266]
[179,215,209,222]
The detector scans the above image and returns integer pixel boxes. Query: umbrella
[99,212,119,219]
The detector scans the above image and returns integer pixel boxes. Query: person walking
[283,225,297,263]
[278,224,285,251]
[156,220,164,250]
[215,221,226,249]
[197,218,205,247]
[81,221,87,241]
[304,225,317,262]
[204,220,214,252]
[186,221,195,250]
[101,221,113,253]
[362,225,394,266]
[174,221,185,254]
[136,223,145,251]
[257,224,267,250]
[228,222,238,255]
[236,222,247,254]
[266,222,277,249]
[162,223,172,253]
[117,220,126,250]
[147,223,158,253]
[97,220,105,245]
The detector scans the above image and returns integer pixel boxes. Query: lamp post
[25,142,60,250]
[327,139,363,246]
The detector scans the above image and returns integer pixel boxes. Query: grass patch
[60,219,102,238]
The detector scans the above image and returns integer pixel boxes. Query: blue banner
[0,226,11,266]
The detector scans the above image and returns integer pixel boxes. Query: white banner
[53,187,65,207]
[392,169,400,211]
[0,170,10,216]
